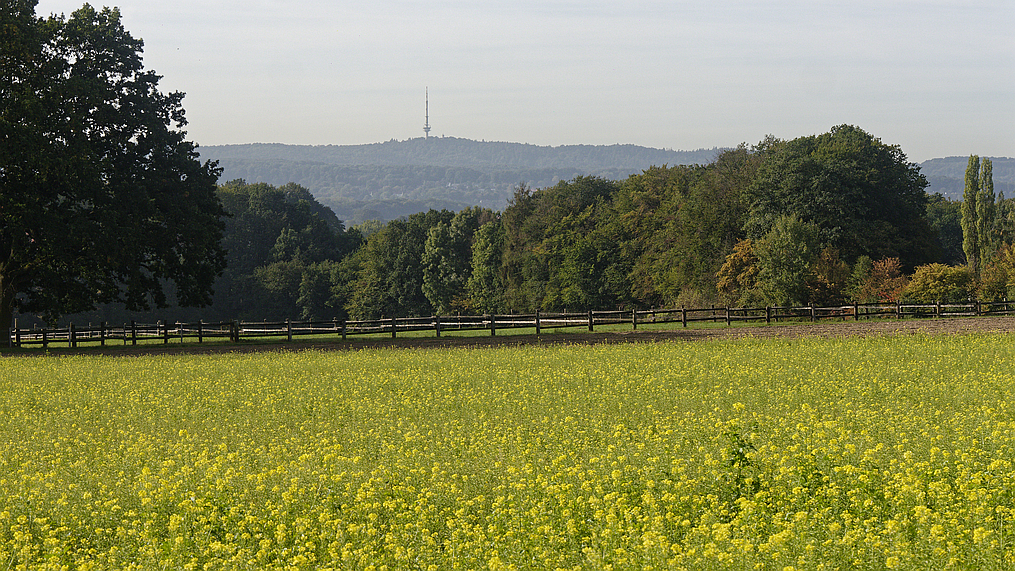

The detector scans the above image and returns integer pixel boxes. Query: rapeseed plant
[0,334,1013,568]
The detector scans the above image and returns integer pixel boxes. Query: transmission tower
[423,88,431,138]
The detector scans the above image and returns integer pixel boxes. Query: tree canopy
[213,181,361,321]
[746,125,936,268]
[1,1,226,327]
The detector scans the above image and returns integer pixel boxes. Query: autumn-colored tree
[901,264,976,303]
[806,248,850,306]
[715,239,760,306]
[849,258,909,303]
[979,242,1015,301]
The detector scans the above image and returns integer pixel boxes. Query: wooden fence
[6,301,1015,349]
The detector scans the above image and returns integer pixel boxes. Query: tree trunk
[0,273,16,338]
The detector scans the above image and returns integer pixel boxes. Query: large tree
[346,209,456,318]
[977,157,996,262]
[961,155,981,274]
[745,125,936,269]
[499,176,620,311]
[1,1,226,327]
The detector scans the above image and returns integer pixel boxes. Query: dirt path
[6,316,1013,358]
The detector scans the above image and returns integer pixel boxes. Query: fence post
[725,307,731,326]
[70,323,76,348]
[161,321,168,344]
[630,310,637,330]
[391,316,397,339]
[536,311,542,335]
[488,314,496,336]
[197,321,203,343]
[434,315,441,337]
[286,319,292,342]
[854,302,859,320]
[975,299,981,316]
[810,306,816,322]
[896,302,902,319]
[14,318,20,348]
[935,301,941,318]
[231,320,239,343]
[588,309,594,332]
[130,321,137,345]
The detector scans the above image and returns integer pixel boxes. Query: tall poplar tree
[961,155,981,275]
[978,158,996,261]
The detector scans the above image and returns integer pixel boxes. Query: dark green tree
[962,155,981,275]
[977,157,996,262]
[1,2,226,327]
[925,194,964,265]
[610,165,700,305]
[500,177,620,311]
[746,125,935,269]
[421,207,489,315]
[215,180,360,320]
[754,215,822,306]
[607,145,765,308]
[541,205,618,310]
[657,146,761,304]
[467,219,506,313]
[346,210,455,318]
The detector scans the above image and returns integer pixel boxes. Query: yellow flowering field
[1,333,1014,570]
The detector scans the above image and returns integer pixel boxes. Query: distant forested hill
[920,156,1015,200]
[199,138,721,223]
[198,140,1009,221]
[202,137,718,170]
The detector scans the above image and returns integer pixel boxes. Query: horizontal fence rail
[7,301,1015,349]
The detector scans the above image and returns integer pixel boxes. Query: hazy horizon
[34,0,1014,163]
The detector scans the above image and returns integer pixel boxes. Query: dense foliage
[212,181,362,321]
[44,181,362,326]
[332,126,1014,319]
[32,125,1015,327]
[202,141,721,224]
[1,1,226,328]
[745,125,937,267]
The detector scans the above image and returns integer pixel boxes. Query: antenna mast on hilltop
[423,88,431,138]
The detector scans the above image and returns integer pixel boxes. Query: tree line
[327,126,1013,321]
[54,126,1013,328]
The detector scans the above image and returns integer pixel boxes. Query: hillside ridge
[197,141,1014,222]
[200,137,721,171]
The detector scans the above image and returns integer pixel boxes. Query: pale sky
[35,0,1014,162]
